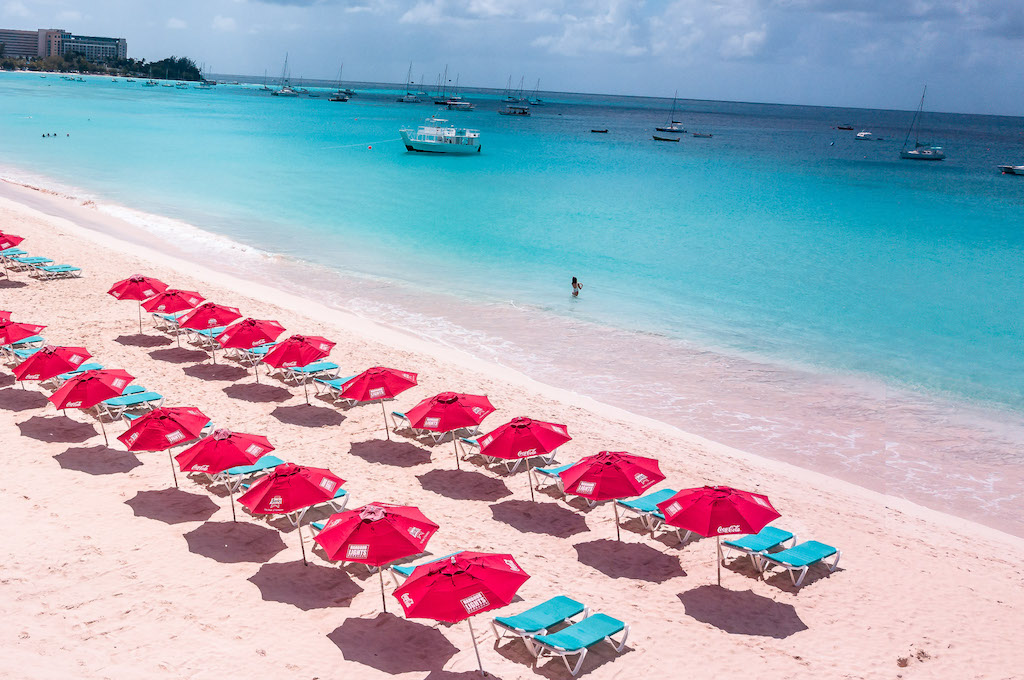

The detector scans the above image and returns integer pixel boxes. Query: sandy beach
[2,182,1022,679]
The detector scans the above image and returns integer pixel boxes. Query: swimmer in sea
[572,276,582,297]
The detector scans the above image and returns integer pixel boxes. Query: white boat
[446,100,474,111]
[999,165,1024,175]
[499,104,530,116]
[272,54,301,97]
[656,91,685,133]
[855,130,881,141]
[272,86,299,97]
[400,118,481,154]
[397,63,420,102]
[900,86,945,161]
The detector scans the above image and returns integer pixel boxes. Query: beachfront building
[0,28,126,60]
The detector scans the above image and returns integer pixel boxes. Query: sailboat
[434,65,449,104]
[260,70,271,91]
[272,54,299,97]
[900,86,944,161]
[528,79,544,105]
[397,63,419,102]
[329,64,349,101]
[656,91,685,133]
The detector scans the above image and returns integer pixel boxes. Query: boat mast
[903,85,926,151]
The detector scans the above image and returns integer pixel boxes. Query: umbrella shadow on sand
[489,500,589,538]
[183,363,249,382]
[0,389,49,412]
[54,445,142,475]
[271,404,345,427]
[183,521,287,563]
[349,440,432,468]
[115,333,172,348]
[0,373,14,388]
[18,414,97,442]
[328,613,458,674]
[223,382,292,403]
[149,347,208,364]
[678,585,808,638]
[573,539,686,583]
[0,278,28,289]
[125,488,220,525]
[417,469,512,502]
[248,561,363,610]
[425,670,510,680]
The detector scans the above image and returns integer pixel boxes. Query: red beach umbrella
[177,302,242,330]
[238,463,345,564]
[48,368,135,445]
[108,275,169,332]
[338,366,418,439]
[478,417,571,499]
[13,345,91,382]
[394,551,530,676]
[314,502,439,610]
[175,429,274,521]
[656,486,781,585]
[118,406,210,488]
[140,289,205,314]
[0,231,24,250]
[561,451,665,540]
[0,311,11,323]
[0,321,46,346]
[404,392,495,468]
[216,318,286,349]
[262,334,335,368]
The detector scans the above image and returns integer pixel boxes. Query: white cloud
[166,17,188,30]
[532,0,648,57]
[3,1,29,17]
[212,15,238,31]
[56,10,82,22]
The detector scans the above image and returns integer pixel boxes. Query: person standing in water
[572,276,583,297]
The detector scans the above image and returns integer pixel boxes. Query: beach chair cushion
[57,363,104,380]
[535,463,574,478]
[494,596,587,636]
[530,613,630,675]
[222,455,286,477]
[392,552,464,578]
[760,540,840,586]
[616,488,678,513]
[723,526,794,554]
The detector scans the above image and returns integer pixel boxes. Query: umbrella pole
[254,364,260,384]
[527,458,535,501]
[454,437,460,470]
[228,483,237,522]
[169,450,179,488]
[299,522,308,566]
[467,618,486,678]
[381,400,390,440]
[303,380,310,405]
[137,303,143,334]
[379,568,387,612]
[99,418,108,446]
[717,536,721,586]
[614,502,621,541]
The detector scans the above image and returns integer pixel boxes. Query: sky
[4,0,1024,115]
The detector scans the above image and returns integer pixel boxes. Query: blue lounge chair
[234,341,278,367]
[8,256,53,271]
[0,247,27,259]
[615,488,679,535]
[1,335,46,362]
[97,388,164,420]
[205,454,285,492]
[759,540,840,586]
[531,463,599,505]
[492,596,589,643]
[313,375,357,403]
[41,362,104,389]
[152,310,188,332]
[459,437,558,473]
[30,264,82,280]
[389,551,465,586]
[390,410,452,443]
[528,613,630,676]
[721,526,796,569]
[280,360,340,385]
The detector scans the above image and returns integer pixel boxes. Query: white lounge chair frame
[760,548,841,586]
[527,622,630,676]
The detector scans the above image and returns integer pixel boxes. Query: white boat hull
[400,130,481,154]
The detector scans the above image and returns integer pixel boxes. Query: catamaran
[272,54,300,97]
[900,86,944,161]
[400,117,481,154]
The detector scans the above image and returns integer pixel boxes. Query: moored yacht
[400,117,481,154]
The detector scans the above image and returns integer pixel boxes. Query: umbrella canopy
[406,392,495,433]
[175,429,272,474]
[140,289,205,314]
[657,485,781,585]
[49,369,134,410]
[238,462,345,515]
[0,321,46,345]
[216,318,286,349]
[261,334,335,369]
[395,551,530,623]
[314,502,438,566]
[339,366,419,402]
[0,311,10,323]
[119,406,210,451]
[561,451,665,502]
[13,345,91,381]
[107,275,168,301]
[478,417,570,461]
[0,231,25,250]
[177,302,242,330]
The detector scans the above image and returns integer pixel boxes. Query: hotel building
[0,28,126,60]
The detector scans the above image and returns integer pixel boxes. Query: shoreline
[2,186,1023,678]
[1,179,1021,547]
[2,173,1023,539]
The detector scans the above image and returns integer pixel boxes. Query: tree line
[0,50,202,81]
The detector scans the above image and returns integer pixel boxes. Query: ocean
[2,71,1023,534]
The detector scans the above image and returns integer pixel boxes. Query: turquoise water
[3,72,1024,532]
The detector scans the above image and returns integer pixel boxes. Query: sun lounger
[30,264,82,280]
[278,361,340,385]
[41,362,104,389]
[388,551,465,586]
[759,540,840,586]
[7,256,53,271]
[202,454,285,492]
[615,488,684,537]
[458,437,558,473]
[390,410,445,443]
[152,310,189,332]
[313,375,358,404]
[186,326,228,348]
[97,388,164,420]
[528,613,630,676]
[721,526,796,569]
[0,248,27,260]
[1,335,46,362]
[234,342,277,367]
[492,596,590,644]
[239,479,348,526]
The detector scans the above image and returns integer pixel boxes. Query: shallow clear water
[3,72,1024,534]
